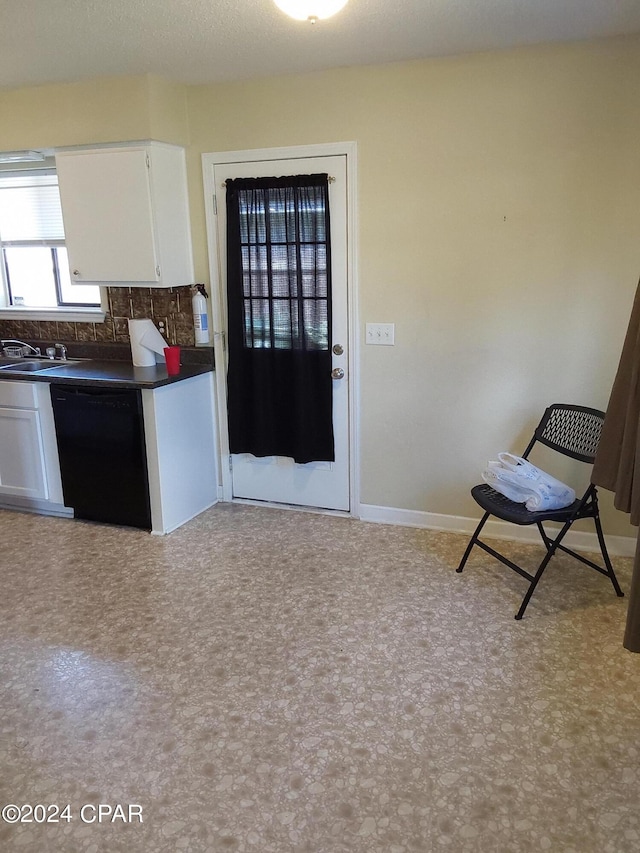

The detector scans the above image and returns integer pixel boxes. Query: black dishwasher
[50,385,152,530]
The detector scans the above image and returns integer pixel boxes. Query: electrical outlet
[365,322,395,345]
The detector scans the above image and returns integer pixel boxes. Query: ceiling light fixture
[0,150,46,164]
[273,0,349,24]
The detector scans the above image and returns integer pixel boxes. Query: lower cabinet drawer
[0,380,39,409]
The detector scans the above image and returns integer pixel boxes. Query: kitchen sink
[0,359,84,372]
[0,360,54,372]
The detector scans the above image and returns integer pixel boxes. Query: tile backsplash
[0,285,197,347]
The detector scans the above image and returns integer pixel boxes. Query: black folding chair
[456,403,624,619]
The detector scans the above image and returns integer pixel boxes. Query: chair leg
[514,517,573,620]
[593,512,624,598]
[457,511,491,573]
[536,521,553,551]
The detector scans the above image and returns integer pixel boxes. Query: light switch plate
[366,323,395,345]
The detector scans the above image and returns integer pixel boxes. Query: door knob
[331,367,345,380]
[332,344,344,355]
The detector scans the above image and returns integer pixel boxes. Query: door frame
[202,142,360,514]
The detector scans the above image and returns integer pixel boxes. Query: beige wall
[0,74,188,149]
[1,36,639,537]
[187,36,640,537]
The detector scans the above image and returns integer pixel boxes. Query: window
[0,170,101,311]
[235,178,330,351]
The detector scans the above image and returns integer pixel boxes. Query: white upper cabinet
[55,142,194,288]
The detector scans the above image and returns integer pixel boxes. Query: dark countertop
[0,358,213,389]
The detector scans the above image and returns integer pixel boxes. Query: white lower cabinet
[0,380,68,512]
[142,372,219,534]
[0,407,46,499]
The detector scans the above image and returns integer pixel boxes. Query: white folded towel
[481,453,576,511]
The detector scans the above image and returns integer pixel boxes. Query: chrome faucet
[0,338,41,356]
[54,343,67,361]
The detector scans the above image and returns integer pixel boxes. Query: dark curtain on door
[225,173,334,464]
[591,276,640,652]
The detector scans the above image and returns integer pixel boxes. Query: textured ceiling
[0,0,639,91]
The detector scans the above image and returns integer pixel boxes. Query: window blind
[0,172,65,242]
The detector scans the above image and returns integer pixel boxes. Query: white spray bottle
[192,284,210,344]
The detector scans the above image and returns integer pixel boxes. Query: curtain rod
[221,176,335,188]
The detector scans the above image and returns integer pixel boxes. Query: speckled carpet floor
[0,503,638,853]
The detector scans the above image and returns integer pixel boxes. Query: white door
[211,154,350,511]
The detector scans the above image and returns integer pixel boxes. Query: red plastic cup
[164,346,181,375]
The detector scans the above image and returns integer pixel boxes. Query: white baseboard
[358,504,636,558]
[0,497,73,519]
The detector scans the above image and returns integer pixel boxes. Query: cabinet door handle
[72,269,80,277]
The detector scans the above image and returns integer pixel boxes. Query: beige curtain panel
[591,277,640,652]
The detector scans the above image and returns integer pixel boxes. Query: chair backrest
[525,403,605,464]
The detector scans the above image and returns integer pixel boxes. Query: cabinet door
[0,407,48,499]
[56,148,159,284]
